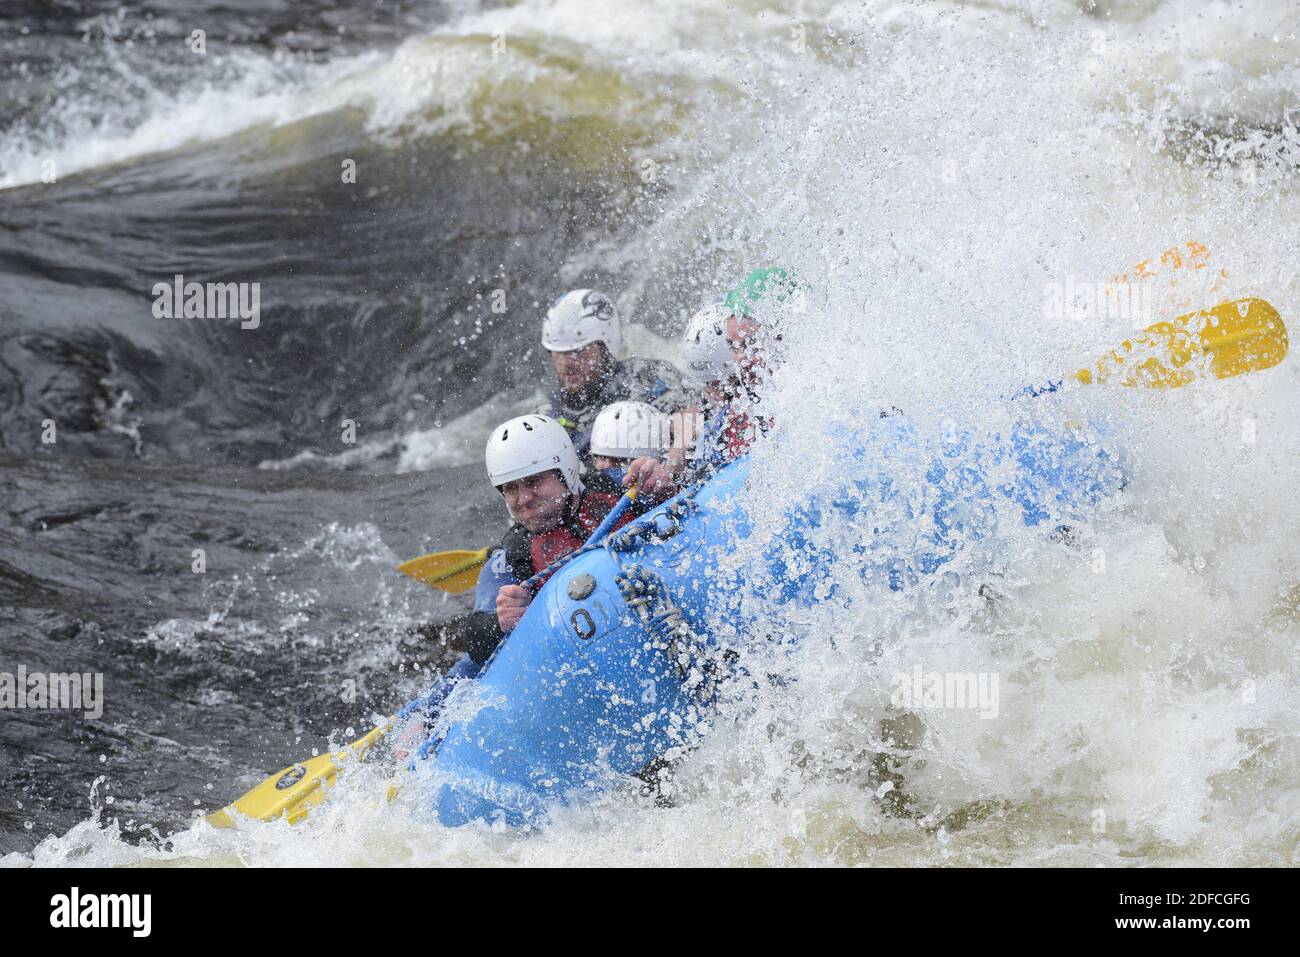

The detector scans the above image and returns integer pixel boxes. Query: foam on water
[0,0,749,190]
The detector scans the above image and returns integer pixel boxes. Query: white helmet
[589,401,669,460]
[542,289,621,356]
[681,302,734,386]
[484,414,582,495]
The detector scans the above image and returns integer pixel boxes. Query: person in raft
[396,413,659,753]
[397,416,650,748]
[587,400,671,486]
[662,300,739,478]
[539,288,688,468]
[628,266,797,496]
[431,412,670,673]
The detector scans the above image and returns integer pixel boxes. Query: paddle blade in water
[204,723,390,828]
[1075,297,1288,388]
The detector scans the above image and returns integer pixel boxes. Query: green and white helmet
[724,266,800,316]
[542,289,621,356]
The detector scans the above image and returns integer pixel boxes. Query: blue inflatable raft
[404,413,1127,827]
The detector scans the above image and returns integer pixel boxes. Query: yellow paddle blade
[1075,297,1288,388]
[203,721,391,828]
[397,547,491,594]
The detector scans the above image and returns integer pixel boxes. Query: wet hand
[625,456,676,500]
[496,584,532,632]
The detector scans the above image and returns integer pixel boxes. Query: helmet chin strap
[560,488,589,538]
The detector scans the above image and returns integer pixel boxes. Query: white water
[6,0,1299,866]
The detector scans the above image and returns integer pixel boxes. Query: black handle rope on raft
[614,563,718,706]
[608,487,700,553]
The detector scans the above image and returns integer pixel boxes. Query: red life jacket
[528,485,636,582]
[720,404,771,461]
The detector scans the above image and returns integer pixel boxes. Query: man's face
[725,314,765,387]
[549,342,609,395]
[498,470,570,534]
